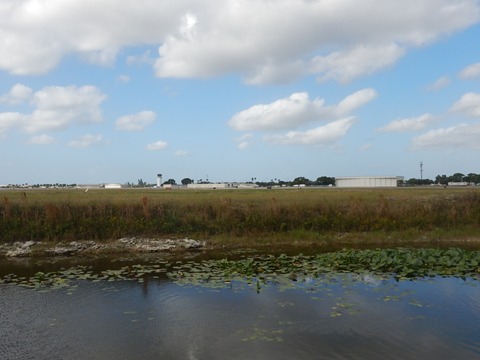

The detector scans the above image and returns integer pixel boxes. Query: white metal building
[335,176,403,188]
[187,183,231,189]
[104,183,122,189]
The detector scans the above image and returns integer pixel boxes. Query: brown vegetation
[1,187,480,246]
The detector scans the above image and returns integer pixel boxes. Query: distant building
[335,176,404,188]
[447,182,470,186]
[187,183,234,189]
[76,184,102,189]
[104,183,122,189]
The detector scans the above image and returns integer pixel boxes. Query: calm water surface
[1,254,480,360]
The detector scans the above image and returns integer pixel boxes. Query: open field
[1,187,480,248]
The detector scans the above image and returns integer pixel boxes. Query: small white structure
[448,182,469,186]
[187,183,233,189]
[335,176,403,188]
[104,183,122,189]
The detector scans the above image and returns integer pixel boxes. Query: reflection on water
[1,257,480,359]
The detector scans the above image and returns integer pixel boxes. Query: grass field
[1,187,480,247]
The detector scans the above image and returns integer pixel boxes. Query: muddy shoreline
[0,238,207,258]
[3,235,480,259]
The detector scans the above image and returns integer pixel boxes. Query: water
[1,255,480,359]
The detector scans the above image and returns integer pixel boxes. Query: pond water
[1,250,480,360]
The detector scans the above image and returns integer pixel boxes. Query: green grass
[1,187,480,246]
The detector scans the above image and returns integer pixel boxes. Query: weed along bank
[1,187,480,249]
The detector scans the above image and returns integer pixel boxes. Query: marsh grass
[1,187,480,245]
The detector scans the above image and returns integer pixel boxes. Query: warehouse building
[335,176,404,188]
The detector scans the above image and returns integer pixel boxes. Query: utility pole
[420,161,423,181]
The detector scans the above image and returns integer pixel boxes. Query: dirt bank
[0,238,206,258]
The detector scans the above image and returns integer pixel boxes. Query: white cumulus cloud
[412,124,480,150]
[174,150,190,157]
[117,74,131,83]
[0,112,26,134]
[0,84,33,105]
[427,76,450,91]
[27,134,54,145]
[0,85,106,134]
[229,89,376,132]
[0,1,477,84]
[264,117,355,146]
[334,88,378,116]
[376,113,435,132]
[451,92,480,117]
[115,111,156,131]
[146,140,168,151]
[310,44,405,84]
[235,133,254,149]
[229,93,325,132]
[68,134,104,148]
[459,62,480,80]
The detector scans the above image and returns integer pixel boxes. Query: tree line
[145,176,336,187]
[7,172,478,189]
[405,172,480,186]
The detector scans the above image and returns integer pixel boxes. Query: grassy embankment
[1,187,480,248]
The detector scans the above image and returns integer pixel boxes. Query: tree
[406,178,434,186]
[137,179,147,187]
[163,179,176,185]
[181,178,193,185]
[466,173,480,184]
[315,176,335,186]
[435,175,448,185]
[450,173,465,182]
[292,176,311,185]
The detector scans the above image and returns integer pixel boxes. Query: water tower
[157,173,162,187]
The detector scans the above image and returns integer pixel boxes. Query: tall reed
[0,188,479,243]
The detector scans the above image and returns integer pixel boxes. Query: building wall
[335,176,403,188]
[187,183,230,189]
[104,183,122,189]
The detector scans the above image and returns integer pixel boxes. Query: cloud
[229,89,376,132]
[412,124,480,150]
[0,112,26,134]
[310,44,405,83]
[376,113,435,132]
[0,85,106,134]
[117,74,131,83]
[0,84,33,105]
[264,117,355,146]
[153,1,479,84]
[334,88,378,116]
[81,47,118,67]
[229,93,325,132]
[174,150,190,157]
[27,134,54,145]
[427,76,450,91]
[360,144,373,151]
[146,140,168,150]
[235,133,254,149]
[68,134,104,148]
[126,50,155,66]
[0,1,478,84]
[450,92,480,117]
[115,111,156,131]
[459,62,480,80]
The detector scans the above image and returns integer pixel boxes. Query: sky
[1,0,480,185]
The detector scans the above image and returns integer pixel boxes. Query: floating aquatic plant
[2,248,480,293]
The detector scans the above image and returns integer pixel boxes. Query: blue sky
[1,0,480,185]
